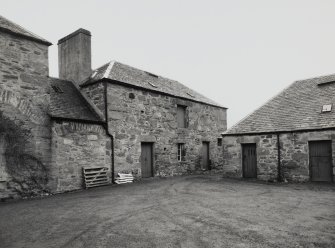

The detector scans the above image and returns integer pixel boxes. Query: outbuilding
[222,75,335,182]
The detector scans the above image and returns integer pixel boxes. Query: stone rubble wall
[81,83,106,120]
[104,83,227,178]
[222,130,335,182]
[0,31,51,200]
[50,121,112,192]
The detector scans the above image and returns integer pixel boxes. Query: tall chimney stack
[58,29,91,83]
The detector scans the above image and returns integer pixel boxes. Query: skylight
[51,85,64,93]
[321,104,332,113]
[148,82,158,88]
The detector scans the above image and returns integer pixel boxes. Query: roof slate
[224,74,335,135]
[82,61,225,108]
[49,78,102,122]
[0,15,51,45]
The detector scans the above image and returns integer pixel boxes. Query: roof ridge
[84,60,226,108]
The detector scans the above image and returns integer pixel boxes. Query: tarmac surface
[0,175,334,248]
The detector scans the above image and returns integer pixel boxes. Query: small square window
[177,143,186,162]
[322,104,332,113]
[217,138,222,146]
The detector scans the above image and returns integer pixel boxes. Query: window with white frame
[177,143,186,162]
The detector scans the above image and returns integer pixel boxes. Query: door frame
[241,143,257,178]
[308,140,333,182]
[202,141,210,170]
[141,142,154,178]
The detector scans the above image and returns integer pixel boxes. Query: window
[177,105,187,128]
[322,104,332,113]
[177,143,186,162]
[217,138,222,146]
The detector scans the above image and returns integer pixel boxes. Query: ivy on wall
[0,112,49,197]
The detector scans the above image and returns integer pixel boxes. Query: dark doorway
[202,142,210,170]
[141,143,153,178]
[242,143,257,178]
[309,141,332,182]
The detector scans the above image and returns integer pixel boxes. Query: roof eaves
[0,26,52,46]
[222,126,335,136]
[50,115,105,125]
[92,78,227,109]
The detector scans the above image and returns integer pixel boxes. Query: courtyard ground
[0,175,334,248]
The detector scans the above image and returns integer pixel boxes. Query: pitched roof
[224,74,335,135]
[81,61,226,108]
[0,15,51,45]
[49,78,103,122]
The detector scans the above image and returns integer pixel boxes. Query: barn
[222,75,335,182]
[0,15,227,199]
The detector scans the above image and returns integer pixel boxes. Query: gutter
[276,133,282,182]
[50,116,105,125]
[222,127,335,137]
[103,82,115,183]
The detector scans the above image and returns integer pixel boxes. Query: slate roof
[49,77,103,122]
[81,61,226,108]
[0,15,51,45]
[224,74,335,135]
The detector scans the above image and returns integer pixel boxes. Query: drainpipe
[277,133,282,182]
[104,82,115,183]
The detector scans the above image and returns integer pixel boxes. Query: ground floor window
[177,143,186,161]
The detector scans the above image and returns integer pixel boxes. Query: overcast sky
[2,0,335,127]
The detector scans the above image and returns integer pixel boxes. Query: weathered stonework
[102,83,226,178]
[0,30,51,199]
[50,121,111,192]
[222,130,335,182]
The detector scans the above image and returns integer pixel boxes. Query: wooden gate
[141,143,153,178]
[242,143,257,178]
[202,142,210,170]
[309,141,332,182]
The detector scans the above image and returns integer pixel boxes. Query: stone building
[0,16,227,199]
[222,75,335,182]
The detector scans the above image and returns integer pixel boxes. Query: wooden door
[141,143,153,178]
[202,142,209,170]
[242,144,257,178]
[309,141,332,182]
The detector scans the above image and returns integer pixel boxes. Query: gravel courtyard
[0,175,334,248]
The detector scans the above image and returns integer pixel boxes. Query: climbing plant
[0,112,49,197]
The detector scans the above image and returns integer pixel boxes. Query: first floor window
[177,143,186,161]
